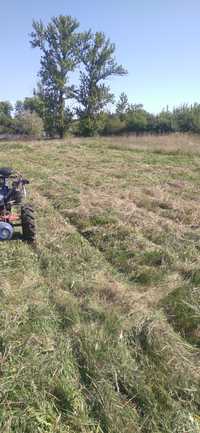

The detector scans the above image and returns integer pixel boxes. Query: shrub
[0,101,14,134]
[15,110,44,138]
[102,115,126,135]
[78,114,107,137]
[126,110,148,133]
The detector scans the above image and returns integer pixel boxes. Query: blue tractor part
[0,167,36,243]
[0,222,14,241]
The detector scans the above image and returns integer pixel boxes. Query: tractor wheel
[21,204,36,243]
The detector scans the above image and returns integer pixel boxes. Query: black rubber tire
[21,204,36,243]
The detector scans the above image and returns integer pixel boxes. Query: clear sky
[0,0,200,113]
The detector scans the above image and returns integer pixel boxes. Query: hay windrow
[0,135,200,433]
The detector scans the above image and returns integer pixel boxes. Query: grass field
[0,133,200,433]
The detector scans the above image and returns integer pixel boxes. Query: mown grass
[0,133,200,432]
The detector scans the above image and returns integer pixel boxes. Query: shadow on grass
[12,231,23,241]
[0,232,23,242]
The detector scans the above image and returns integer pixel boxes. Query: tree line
[1,14,200,138]
[2,97,200,138]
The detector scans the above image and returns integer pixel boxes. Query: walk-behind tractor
[0,167,36,243]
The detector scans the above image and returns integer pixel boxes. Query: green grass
[162,284,200,347]
[0,134,200,432]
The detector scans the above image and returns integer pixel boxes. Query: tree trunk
[59,128,64,139]
[58,90,65,139]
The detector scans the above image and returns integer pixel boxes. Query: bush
[15,110,44,138]
[155,111,174,134]
[102,115,126,135]
[126,110,148,133]
[0,101,14,134]
[78,114,107,137]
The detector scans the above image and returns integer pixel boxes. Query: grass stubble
[0,133,199,432]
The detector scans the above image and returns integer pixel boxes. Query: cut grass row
[0,136,200,432]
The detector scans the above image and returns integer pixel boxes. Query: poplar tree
[75,31,127,135]
[30,15,80,137]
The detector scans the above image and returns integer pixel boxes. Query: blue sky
[0,0,200,113]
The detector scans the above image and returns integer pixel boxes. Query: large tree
[75,31,127,135]
[30,15,80,137]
